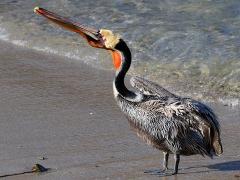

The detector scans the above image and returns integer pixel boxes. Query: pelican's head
[98,29,120,49]
[34,7,125,70]
[34,7,120,50]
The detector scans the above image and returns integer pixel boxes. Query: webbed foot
[156,169,177,177]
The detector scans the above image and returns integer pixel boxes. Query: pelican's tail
[212,133,223,156]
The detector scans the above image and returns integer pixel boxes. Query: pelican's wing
[130,76,176,97]
[137,96,211,156]
[141,97,222,156]
[186,99,223,155]
[161,97,222,156]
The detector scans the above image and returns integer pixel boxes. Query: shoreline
[0,40,239,179]
[0,36,239,107]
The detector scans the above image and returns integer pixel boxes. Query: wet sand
[0,40,239,180]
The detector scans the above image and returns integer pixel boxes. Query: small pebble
[38,157,47,160]
[32,164,48,173]
[235,174,240,178]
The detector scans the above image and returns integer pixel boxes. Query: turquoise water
[0,0,239,104]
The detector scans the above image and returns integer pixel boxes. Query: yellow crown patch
[100,29,120,49]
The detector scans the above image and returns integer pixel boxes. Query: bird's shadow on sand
[144,160,240,177]
[208,160,240,171]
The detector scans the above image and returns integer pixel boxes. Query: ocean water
[0,0,239,105]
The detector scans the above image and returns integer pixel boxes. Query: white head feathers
[100,29,120,49]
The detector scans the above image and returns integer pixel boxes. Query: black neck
[114,39,142,101]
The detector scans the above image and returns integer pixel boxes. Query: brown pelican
[34,7,223,176]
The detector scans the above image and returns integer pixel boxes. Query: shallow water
[0,0,239,104]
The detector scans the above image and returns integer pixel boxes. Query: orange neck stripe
[111,51,122,70]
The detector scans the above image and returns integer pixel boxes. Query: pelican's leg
[162,152,169,171]
[173,154,180,175]
[157,153,179,176]
[144,152,169,175]
[144,152,179,176]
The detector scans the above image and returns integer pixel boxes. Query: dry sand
[0,40,239,180]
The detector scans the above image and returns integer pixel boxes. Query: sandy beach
[0,40,239,180]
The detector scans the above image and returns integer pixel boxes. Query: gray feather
[116,77,223,157]
[130,76,176,97]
